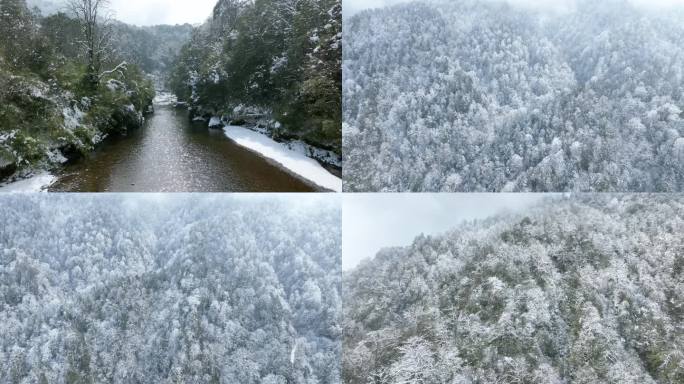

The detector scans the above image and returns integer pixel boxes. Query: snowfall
[223,125,342,192]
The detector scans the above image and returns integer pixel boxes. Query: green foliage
[86,68,153,135]
[9,131,45,165]
[170,0,341,153]
[54,61,91,96]
[278,1,341,150]
[0,0,155,178]
[41,12,82,59]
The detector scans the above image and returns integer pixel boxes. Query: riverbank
[0,172,56,192]
[0,66,154,191]
[222,125,342,192]
[47,100,317,192]
[1,90,339,192]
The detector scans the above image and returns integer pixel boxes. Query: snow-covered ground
[153,92,178,106]
[0,172,55,192]
[208,116,222,128]
[223,125,342,192]
[284,140,341,168]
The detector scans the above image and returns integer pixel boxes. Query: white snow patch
[153,92,178,106]
[290,341,297,365]
[223,125,342,192]
[208,116,223,128]
[0,172,55,192]
[501,181,517,193]
[285,140,341,168]
[105,79,122,92]
[62,105,84,130]
[0,130,18,143]
[47,149,68,164]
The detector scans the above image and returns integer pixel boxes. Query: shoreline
[0,172,56,192]
[222,124,342,192]
[1,93,343,193]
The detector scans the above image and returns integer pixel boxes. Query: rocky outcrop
[0,151,17,180]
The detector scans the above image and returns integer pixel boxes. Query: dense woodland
[0,194,342,383]
[169,0,342,154]
[343,194,684,383]
[343,0,684,192]
[0,0,193,182]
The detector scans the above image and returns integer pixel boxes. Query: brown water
[49,105,316,192]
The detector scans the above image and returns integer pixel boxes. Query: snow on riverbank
[223,125,342,192]
[0,172,55,192]
[153,92,178,106]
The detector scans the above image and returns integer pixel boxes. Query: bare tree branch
[98,61,127,80]
[66,0,113,87]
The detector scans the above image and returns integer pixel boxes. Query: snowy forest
[343,0,684,192]
[169,0,342,156]
[343,194,684,383]
[0,194,342,383]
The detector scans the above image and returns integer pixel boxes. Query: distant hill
[27,0,193,76]
[26,0,62,15]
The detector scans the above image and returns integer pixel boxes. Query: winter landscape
[343,0,684,192]
[343,194,684,383]
[0,193,342,383]
[0,0,341,192]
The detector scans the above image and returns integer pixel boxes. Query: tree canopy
[343,194,684,383]
[0,194,341,383]
[169,0,342,154]
[343,0,684,192]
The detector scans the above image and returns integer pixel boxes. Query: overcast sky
[108,0,216,25]
[31,0,216,25]
[343,0,684,17]
[342,193,548,270]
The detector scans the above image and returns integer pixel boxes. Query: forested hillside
[169,0,342,155]
[343,0,684,192]
[27,1,193,75]
[109,23,193,75]
[0,0,156,182]
[0,194,341,383]
[343,194,684,383]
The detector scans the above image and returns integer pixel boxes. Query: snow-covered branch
[98,61,127,80]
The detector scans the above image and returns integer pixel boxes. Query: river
[49,102,317,192]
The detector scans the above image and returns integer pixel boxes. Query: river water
[49,104,316,192]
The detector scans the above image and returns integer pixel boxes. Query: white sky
[33,0,216,25]
[108,0,216,25]
[343,0,684,17]
[342,193,548,270]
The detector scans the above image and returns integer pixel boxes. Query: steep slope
[343,0,684,192]
[169,0,342,158]
[0,195,341,383]
[343,194,684,383]
[0,0,155,184]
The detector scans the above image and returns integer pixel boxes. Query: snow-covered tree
[0,194,342,383]
[343,194,684,383]
[343,0,684,192]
